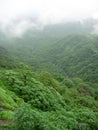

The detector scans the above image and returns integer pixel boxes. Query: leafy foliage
[0,66,98,130]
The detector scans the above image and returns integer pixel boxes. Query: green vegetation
[0,65,98,130]
[0,46,17,68]
[1,33,98,82]
[0,21,98,129]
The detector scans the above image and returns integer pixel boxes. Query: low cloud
[0,0,98,37]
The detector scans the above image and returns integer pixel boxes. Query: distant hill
[38,34,98,82]
[0,46,16,68]
[0,19,98,82]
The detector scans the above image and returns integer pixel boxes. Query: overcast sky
[0,0,98,36]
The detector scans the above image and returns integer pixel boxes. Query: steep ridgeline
[38,34,98,82]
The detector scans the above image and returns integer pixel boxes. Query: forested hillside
[0,65,98,130]
[0,20,98,129]
[1,33,98,82]
[36,34,98,82]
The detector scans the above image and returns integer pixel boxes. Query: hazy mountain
[0,19,98,81]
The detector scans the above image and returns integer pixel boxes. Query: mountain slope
[2,34,98,82]
[39,34,98,82]
[0,20,98,82]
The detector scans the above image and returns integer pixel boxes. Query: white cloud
[0,0,98,36]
